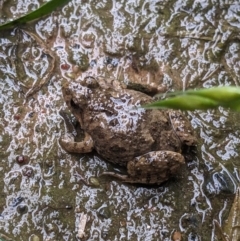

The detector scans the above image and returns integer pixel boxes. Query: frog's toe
[59,133,94,153]
[101,172,151,184]
[101,172,129,181]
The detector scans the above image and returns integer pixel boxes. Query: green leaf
[144,86,240,111]
[187,86,240,102]
[0,0,71,30]
[143,95,219,110]
[222,98,240,111]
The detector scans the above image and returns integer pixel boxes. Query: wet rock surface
[0,0,240,240]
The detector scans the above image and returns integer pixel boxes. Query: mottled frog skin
[60,77,196,185]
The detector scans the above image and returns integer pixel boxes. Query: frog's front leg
[102,151,185,185]
[59,132,94,153]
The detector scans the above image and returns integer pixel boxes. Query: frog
[60,76,197,185]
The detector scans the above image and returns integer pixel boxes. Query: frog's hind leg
[102,150,185,185]
[59,132,94,153]
[167,110,197,147]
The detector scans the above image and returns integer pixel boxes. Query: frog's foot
[59,132,94,153]
[100,172,130,182]
[167,110,197,146]
[102,151,185,185]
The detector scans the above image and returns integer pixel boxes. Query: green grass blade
[222,98,240,111]
[187,86,240,102]
[144,86,240,111]
[0,0,71,30]
[144,95,219,110]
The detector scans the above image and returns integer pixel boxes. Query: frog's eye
[81,76,99,89]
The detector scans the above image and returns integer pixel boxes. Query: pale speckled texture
[0,0,240,240]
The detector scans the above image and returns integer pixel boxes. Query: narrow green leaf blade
[143,95,219,110]
[187,86,240,102]
[222,98,240,111]
[0,0,71,30]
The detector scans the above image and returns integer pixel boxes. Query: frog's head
[62,77,99,120]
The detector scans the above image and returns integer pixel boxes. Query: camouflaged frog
[60,76,196,185]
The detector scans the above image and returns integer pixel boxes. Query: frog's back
[82,89,180,165]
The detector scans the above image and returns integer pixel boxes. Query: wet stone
[30,235,40,241]
[17,204,28,214]
[89,177,100,187]
[98,206,111,219]
[16,155,29,165]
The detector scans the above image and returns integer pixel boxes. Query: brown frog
[60,76,196,185]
